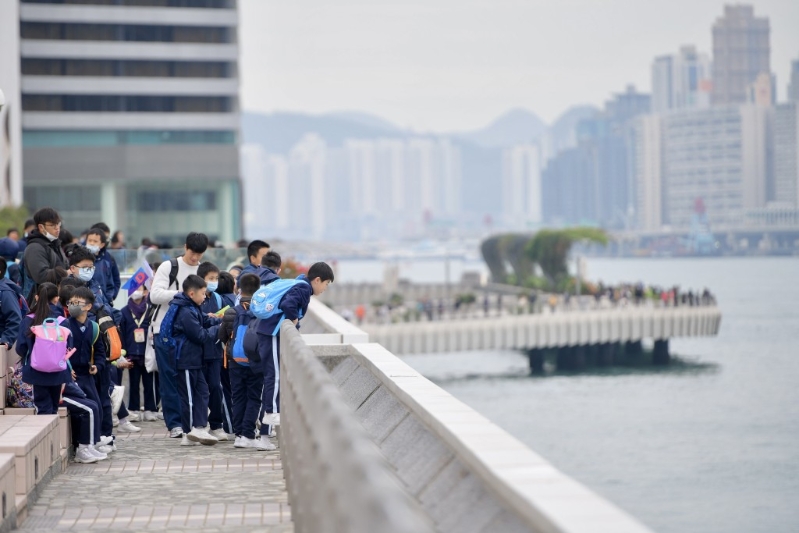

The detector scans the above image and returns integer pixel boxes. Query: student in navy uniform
[171,274,221,446]
[61,381,107,463]
[216,270,236,425]
[239,240,270,279]
[0,237,22,288]
[120,286,159,421]
[197,262,232,439]
[85,227,121,302]
[0,260,23,350]
[219,273,271,450]
[258,251,281,286]
[257,262,334,434]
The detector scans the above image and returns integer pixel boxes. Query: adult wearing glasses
[22,207,68,301]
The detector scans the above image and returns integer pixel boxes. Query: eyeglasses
[68,300,87,306]
[44,222,62,229]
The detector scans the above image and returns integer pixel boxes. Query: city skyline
[240,0,799,131]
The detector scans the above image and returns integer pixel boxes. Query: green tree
[0,205,30,237]
[499,233,534,286]
[480,234,507,283]
[525,227,608,285]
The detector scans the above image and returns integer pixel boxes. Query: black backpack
[241,317,262,364]
[151,258,180,324]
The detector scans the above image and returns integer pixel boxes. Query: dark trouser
[155,341,181,431]
[62,395,99,445]
[75,373,104,433]
[33,384,62,415]
[259,334,280,436]
[177,368,209,433]
[221,366,233,430]
[230,365,263,439]
[203,359,232,432]
[129,359,158,412]
[94,364,114,435]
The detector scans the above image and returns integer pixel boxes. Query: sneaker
[169,427,183,438]
[117,419,142,433]
[96,444,114,454]
[143,411,159,422]
[180,435,199,447]
[262,413,280,426]
[187,427,218,446]
[255,437,276,451]
[87,446,108,460]
[112,414,119,427]
[110,385,125,415]
[127,411,140,422]
[236,437,256,449]
[74,446,99,464]
[209,428,229,441]
[155,411,164,420]
[100,435,114,445]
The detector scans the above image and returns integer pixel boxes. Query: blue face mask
[78,266,95,282]
[206,282,218,293]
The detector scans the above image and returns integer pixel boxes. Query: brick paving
[15,418,292,532]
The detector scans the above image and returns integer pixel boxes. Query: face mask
[86,244,100,254]
[77,267,95,282]
[44,231,57,242]
[131,290,144,301]
[206,282,218,293]
[68,304,85,317]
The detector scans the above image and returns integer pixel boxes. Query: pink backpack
[29,316,76,373]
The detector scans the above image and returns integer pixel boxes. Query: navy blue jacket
[220,292,236,309]
[256,281,312,337]
[200,291,224,361]
[68,274,122,326]
[171,293,220,370]
[240,262,261,280]
[120,300,151,360]
[92,248,121,301]
[16,312,72,386]
[65,316,105,376]
[258,267,280,286]
[0,278,23,346]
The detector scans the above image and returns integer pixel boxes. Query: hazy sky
[240,0,799,132]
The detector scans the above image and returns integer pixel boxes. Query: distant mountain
[457,108,548,149]
[324,111,402,133]
[544,105,600,159]
[241,111,406,154]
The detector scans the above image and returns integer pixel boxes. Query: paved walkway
[15,418,292,532]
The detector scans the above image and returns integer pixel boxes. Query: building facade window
[21,22,232,43]
[22,59,232,78]
[20,0,234,10]
[22,94,233,112]
[24,185,102,212]
[137,190,217,212]
[22,130,236,147]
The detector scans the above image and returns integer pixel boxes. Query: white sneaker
[112,414,119,427]
[96,444,114,455]
[169,427,183,438]
[127,411,140,422]
[117,419,142,433]
[180,435,199,447]
[156,411,164,420]
[209,428,229,441]
[187,427,218,446]
[74,446,99,464]
[100,435,114,445]
[87,445,108,460]
[236,437,256,449]
[255,437,276,451]
[143,411,158,421]
[262,413,280,426]
[110,385,125,415]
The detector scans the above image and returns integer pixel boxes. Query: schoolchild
[216,270,236,428]
[170,275,221,446]
[240,240,270,278]
[198,262,232,438]
[85,227,121,302]
[0,260,23,350]
[120,287,159,420]
[219,273,271,450]
[257,262,334,433]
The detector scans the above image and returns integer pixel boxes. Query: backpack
[88,321,100,365]
[158,302,180,349]
[150,257,180,325]
[96,313,123,361]
[250,279,308,335]
[241,317,262,364]
[231,309,257,366]
[0,283,28,315]
[6,362,34,408]
[28,316,76,373]
[212,291,221,309]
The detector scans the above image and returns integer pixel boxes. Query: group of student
[0,207,334,463]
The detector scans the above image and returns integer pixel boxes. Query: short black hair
[67,245,96,267]
[7,228,18,236]
[33,207,61,227]
[183,274,206,293]
[247,240,270,261]
[261,251,282,270]
[23,219,35,230]
[59,229,74,246]
[91,222,110,234]
[197,261,220,279]
[185,232,209,254]
[0,261,6,277]
[58,283,75,308]
[71,286,96,305]
[238,273,260,297]
[44,267,68,286]
[307,262,334,283]
[218,271,235,294]
[86,228,107,244]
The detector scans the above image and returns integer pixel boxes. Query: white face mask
[86,244,101,254]
[44,231,58,242]
[131,290,144,301]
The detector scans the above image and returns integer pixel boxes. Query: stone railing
[287,300,656,533]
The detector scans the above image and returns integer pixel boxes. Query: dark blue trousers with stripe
[177,368,209,433]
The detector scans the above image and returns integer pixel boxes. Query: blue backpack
[250,278,308,334]
[158,302,180,349]
[231,309,256,366]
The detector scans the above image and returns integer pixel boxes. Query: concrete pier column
[597,343,614,366]
[625,340,643,355]
[527,348,545,374]
[556,347,573,371]
[574,345,587,371]
[653,339,670,365]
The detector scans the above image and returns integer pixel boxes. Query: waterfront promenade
[14,419,291,533]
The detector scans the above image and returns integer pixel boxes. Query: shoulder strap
[90,321,99,366]
[168,257,180,289]
[213,291,221,308]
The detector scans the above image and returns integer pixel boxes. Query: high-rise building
[0,1,23,207]
[632,115,663,232]
[287,134,327,240]
[3,0,241,245]
[711,5,770,106]
[651,46,712,114]
[773,103,799,207]
[502,144,542,230]
[788,59,799,103]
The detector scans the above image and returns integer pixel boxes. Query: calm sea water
[335,257,799,533]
